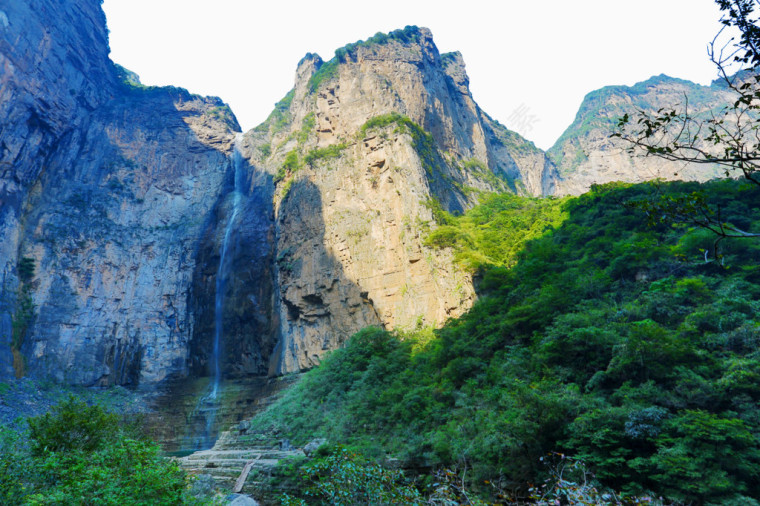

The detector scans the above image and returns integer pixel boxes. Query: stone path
[178,428,306,502]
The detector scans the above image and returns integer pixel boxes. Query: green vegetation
[0,396,203,505]
[421,197,453,226]
[281,178,295,201]
[275,149,302,183]
[113,64,142,88]
[253,179,760,504]
[297,113,316,144]
[308,59,340,94]
[303,143,347,166]
[280,447,423,506]
[439,51,459,68]
[358,112,407,137]
[259,90,296,134]
[359,113,439,178]
[308,26,423,93]
[460,158,511,192]
[206,104,237,130]
[425,192,569,271]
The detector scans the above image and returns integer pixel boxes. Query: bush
[251,180,760,503]
[1,397,200,505]
[280,446,423,506]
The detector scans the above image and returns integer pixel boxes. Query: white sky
[102,1,726,150]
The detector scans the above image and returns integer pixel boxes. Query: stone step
[181,458,282,470]
[176,426,313,505]
[182,449,301,461]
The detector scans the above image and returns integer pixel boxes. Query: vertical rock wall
[250,27,559,374]
[2,6,561,389]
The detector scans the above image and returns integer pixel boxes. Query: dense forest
[254,180,760,504]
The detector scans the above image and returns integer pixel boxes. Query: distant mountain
[549,74,736,194]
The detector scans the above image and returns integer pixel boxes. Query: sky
[102,1,728,150]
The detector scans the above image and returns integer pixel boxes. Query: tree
[613,0,760,253]
[615,1,760,182]
[0,397,199,505]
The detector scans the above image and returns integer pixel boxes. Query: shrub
[1,397,199,505]
[280,446,423,506]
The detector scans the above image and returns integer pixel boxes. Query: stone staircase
[178,428,307,504]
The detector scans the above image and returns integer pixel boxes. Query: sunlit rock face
[549,74,737,195]
[244,27,558,374]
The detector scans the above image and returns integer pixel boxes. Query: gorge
[2,0,755,495]
[0,0,738,427]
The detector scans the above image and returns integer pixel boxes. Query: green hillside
[253,179,760,504]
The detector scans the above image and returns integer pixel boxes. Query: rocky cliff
[6,0,739,398]
[2,5,556,389]
[1,0,117,379]
[0,0,244,386]
[550,74,736,195]
[240,27,558,374]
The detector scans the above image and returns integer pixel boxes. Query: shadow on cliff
[154,172,384,450]
[187,147,279,381]
[268,178,382,376]
[13,82,242,388]
[187,172,382,382]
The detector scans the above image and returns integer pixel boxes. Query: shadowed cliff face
[0,0,119,378]
[188,144,278,380]
[270,179,381,374]
[15,86,240,386]
[0,0,249,387]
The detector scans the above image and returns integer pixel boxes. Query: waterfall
[211,133,244,398]
[194,133,244,449]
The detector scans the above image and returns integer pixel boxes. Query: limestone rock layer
[1,4,560,388]
[3,3,729,389]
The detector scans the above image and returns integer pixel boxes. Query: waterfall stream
[212,134,244,398]
[194,133,244,449]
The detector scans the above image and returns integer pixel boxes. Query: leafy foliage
[18,257,35,282]
[359,113,441,178]
[425,192,569,271]
[275,149,302,183]
[303,143,347,166]
[12,258,36,377]
[0,397,201,505]
[258,90,296,134]
[253,179,760,504]
[280,447,423,506]
[308,26,423,93]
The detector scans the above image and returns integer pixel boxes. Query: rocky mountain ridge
[0,0,740,408]
[549,73,737,194]
[1,3,556,393]
[243,26,560,374]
